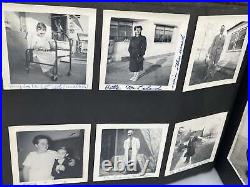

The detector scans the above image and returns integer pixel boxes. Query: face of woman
[35,139,49,153]
[37,27,46,37]
[134,28,142,36]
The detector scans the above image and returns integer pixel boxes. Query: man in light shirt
[123,130,140,174]
[22,135,57,182]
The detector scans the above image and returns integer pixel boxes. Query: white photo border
[8,124,91,185]
[183,15,248,92]
[99,10,190,91]
[2,3,96,90]
[165,112,228,176]
[227,102,248,185]
[93,123,169,181]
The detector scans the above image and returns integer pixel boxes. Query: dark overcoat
[51,158,81,179]
[128,35,147,72]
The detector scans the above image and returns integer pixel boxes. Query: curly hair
[32,135,51,145]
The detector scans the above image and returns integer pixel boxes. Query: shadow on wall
[6,30,28,74]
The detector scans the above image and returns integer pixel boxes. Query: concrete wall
[111,20,179,62]
[219,23,247,68]
[5,12,57,74]
[26,12,52,39]
[4,11,22,31]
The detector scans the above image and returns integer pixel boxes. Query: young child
[28,22,57,79]
[22,135,57,182]
[51,147,77,179]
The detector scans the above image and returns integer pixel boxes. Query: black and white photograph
[2,3,96,89]
[93,124,169,181]
[165,112,228,176]
[8,124,91,184]
[228,103,248,185]
[183,15,248,91]
[99,10,190,91]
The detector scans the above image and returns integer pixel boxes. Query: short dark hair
[134,26,143,31]
[57,146,69,153]
[36,22,47,31]
[32,135,51,145]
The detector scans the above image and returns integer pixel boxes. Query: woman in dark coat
[128,26,147,81]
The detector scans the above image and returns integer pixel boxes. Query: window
[19,12,27,32]
[110,19,133,42]
[154,25,174,43]
[228,27,247,51]
[51,14,67,41]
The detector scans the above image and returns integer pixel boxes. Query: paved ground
[189,60,236,86]
[105,54,175,86]
[9,59,86,84]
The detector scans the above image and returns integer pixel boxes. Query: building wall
[4,12,28,68]
[5,12,52,61]
[4,11,22,31]
[111,20,179,62]
[26,12,52,39]
[219,23,247,68]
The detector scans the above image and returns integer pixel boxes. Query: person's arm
[22,153,33,182]
[208,36,217,55]
[128,39,132,54]
[51,161,58,177]
[49,40,55,50]
[123,139,127,150]
[27,34,34,49]
[22,166,30,182]
[68,157,76,167]
[140,36,147,56]
[137,139,140,151]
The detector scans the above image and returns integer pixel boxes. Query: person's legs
[133,72,139,81]
[130,72,139,81]
[184,155,190,163]
[203,62,214,82]
[130,72,136,81]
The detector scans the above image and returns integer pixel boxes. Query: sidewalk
[105,54,175,86]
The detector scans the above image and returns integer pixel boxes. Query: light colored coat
[124,137,140,163]
[208,34,225,64]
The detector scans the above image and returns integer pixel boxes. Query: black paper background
[2,2,248,184]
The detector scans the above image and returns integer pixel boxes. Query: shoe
[130,76,135,81]
[44,71,54,79]
[132,75,139,82]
